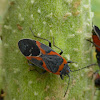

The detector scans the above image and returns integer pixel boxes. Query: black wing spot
[42,55,63,73]
[18,39,40,56]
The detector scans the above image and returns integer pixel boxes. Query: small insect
[18,28,95,97]
[87,25,100,68]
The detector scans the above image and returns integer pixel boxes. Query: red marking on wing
[36,41,46,54]
[55,59,67,75]
[92,35,100,51]
[26,56,67,75]
[47,51,68,75]
[26,56,52,73]
[47,51,61,56]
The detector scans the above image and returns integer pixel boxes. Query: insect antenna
[64,64,96,97]
[64,74,70,97]
[71,63,97,72]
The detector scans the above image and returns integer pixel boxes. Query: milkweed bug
[18,28,96,97]
[86,25,100,68]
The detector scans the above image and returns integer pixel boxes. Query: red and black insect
[87,25,100,68]
[18,28,95,97]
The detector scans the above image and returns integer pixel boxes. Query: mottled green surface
[2,0,93,100]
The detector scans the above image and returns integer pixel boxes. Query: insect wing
[93,25,100,40]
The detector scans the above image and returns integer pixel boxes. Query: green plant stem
[2,0,94,100]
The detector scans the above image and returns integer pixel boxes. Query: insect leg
[29,27,51,47]
[53,37,63,55]
[60,75,64,80]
